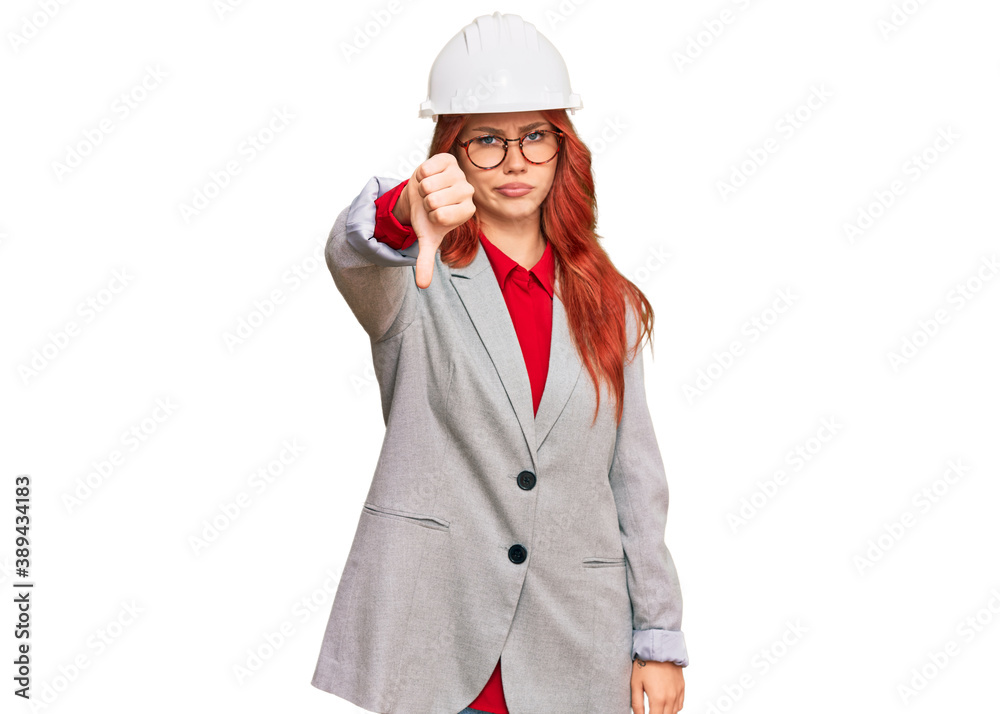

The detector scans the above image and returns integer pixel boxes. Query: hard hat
[418,11,583,121]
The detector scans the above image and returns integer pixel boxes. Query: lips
[496,183,532,197]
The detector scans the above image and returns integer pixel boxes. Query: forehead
[461,111,550,134]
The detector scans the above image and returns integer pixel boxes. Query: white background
[2,0,999,712]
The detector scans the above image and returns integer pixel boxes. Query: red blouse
[372,178,555,714]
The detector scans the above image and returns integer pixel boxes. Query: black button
[508,544,527,564]
[516,470,536,490]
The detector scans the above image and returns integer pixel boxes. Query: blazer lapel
[534,291,583,450]
[450,239,583,468]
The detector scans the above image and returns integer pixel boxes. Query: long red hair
[428,109,654,427]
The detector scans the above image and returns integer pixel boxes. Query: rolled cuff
[633,629,689,667]
[345,176,419,267]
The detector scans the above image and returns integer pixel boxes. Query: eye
[473,135,501,146]
[523,131,543,142]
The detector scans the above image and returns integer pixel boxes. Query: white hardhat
[418,11,583,121]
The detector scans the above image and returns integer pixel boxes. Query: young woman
[311,13,688,714]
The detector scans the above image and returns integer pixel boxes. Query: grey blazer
[311,176,688,714]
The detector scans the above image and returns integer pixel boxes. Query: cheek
[470,180,493,204]
[537,169,557,200]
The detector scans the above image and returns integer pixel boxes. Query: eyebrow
[469,121,550,135]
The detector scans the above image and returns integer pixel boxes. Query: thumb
[414,231,437,290]
[409,192,444,289]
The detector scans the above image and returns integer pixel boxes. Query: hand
[631,657,685,714]
[394,152,476,289]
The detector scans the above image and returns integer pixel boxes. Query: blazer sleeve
[326,176,422,343]
[608,308,689,667]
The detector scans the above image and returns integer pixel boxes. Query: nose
[501,141,528,173]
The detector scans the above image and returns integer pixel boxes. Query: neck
[480,213,546,270]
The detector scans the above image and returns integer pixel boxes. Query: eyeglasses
[455,128,565,170]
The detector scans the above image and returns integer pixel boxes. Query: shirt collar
[478,230,555,298]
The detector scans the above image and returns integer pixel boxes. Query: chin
[497,207,537,221]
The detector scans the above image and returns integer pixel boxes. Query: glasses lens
[522,131,561,163]
[466,131,562,168]
[467,136,506,168]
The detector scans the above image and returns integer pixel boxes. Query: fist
[396,153,476,289]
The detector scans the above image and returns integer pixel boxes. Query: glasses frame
[455,128,566,170]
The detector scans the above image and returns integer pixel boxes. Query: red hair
[427,109,654,427]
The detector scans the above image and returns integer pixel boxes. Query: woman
[311,12,688,714]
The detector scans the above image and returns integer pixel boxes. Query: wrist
[392,180,412,227]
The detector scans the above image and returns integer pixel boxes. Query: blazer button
[508,544,527,564]
[516,470,536,490]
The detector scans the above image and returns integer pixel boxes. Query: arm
[608,308,689,668]
[326,176,421,343]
